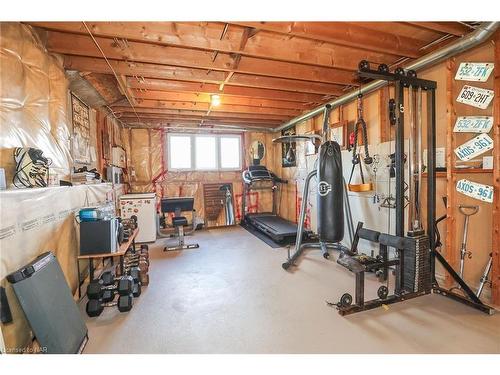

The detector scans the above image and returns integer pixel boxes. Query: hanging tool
[348,94,373,192]
[450,205,479,291]
[476,253,492,298]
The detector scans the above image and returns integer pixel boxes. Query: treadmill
[242,165,310,243]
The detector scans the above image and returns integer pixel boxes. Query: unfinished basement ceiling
[29,22,477,130]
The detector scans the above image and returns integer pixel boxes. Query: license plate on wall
[453,116,493,133]
[455,62,494,82]
[456,85,494,109]
[456,179,494,203]
[454,133,493,161]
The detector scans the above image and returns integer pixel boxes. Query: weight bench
[161,197,200,252]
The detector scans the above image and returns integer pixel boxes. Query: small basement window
[167,133,242,171]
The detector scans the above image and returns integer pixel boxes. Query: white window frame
[167,133,242,172]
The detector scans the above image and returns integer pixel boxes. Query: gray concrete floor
[82,227,500,354]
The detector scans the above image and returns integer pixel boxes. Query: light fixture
[211,94,221,107]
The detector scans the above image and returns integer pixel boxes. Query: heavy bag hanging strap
[348,94,373,192]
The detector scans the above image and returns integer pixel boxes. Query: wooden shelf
[452,168,493,174]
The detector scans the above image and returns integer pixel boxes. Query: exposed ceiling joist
[30,22,398,69]
[228,21,428,58]
[63,56,347,95]
[131,90,310,110]
[111,107,290,120]
[117,99,302,116]
[126,77,327,102]
[406,22,471,36]
[45,31,358,85]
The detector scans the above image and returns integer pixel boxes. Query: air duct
[273,21,499,133]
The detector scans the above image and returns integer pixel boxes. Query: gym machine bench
[334,62,494,316]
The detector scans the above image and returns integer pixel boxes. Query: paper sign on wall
[456,179,494,203]
[455,62,494,82]
[456,85,494,109]
[454,133,493,161]
[453,116,493,133]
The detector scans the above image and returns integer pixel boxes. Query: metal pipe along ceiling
[272,21,499,133]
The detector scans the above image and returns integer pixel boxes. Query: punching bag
[317,141,344,243]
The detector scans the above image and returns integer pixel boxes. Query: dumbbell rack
[76,228,139,298]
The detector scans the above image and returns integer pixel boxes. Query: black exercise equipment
[7,252,88,353]
[0,286,13,324]
[242,165,306,244]
[279,105,354,270]
[86,294,133,317]
[162,197,200,251]
[333,63,494,316]
[86,276,133,300]
[317,141,344,244]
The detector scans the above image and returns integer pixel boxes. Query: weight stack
[402,234,431,293]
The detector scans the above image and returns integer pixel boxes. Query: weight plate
[377,286,389,300]
[340,293,353,307]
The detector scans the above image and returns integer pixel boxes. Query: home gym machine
[242,165,306,243]
[276,104,355,270]
[161,197,200,251]
[333,61,494,316]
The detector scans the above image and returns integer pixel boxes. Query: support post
[445,58,457,287]
[395,81,405,237]
[492,33,500,304]
[427,88,437,283]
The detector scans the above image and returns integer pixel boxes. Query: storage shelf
[452,168,493,174]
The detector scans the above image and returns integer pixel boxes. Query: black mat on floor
[239,223,292,248]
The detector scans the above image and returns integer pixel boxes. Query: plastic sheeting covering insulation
[0,23,72,184]
[0,184,115,352]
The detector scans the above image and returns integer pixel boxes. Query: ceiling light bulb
[211,94,221,107]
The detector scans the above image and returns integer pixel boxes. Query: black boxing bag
[317,141,344,243]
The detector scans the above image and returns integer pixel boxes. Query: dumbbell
[86,294,133,317]
[126,248,149,261]
[101,269,140,285]
[86,276,133,300]
[126,254,149,266]
[124,256,149,269]
[123,258,149,272]
[115,264,149,286]
[101,271,142,297]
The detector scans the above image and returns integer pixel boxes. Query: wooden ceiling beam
[118,99,302,116]
[111,107,290,121]
[118,116,280,125]
[46,31,358,85]
[132,90,309,110]
[406,22,471,36]
[117,112,283,122]
[229,21,425,58]
[30,22,397,69]
[126,77,327,103]
[63,56,346,95]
